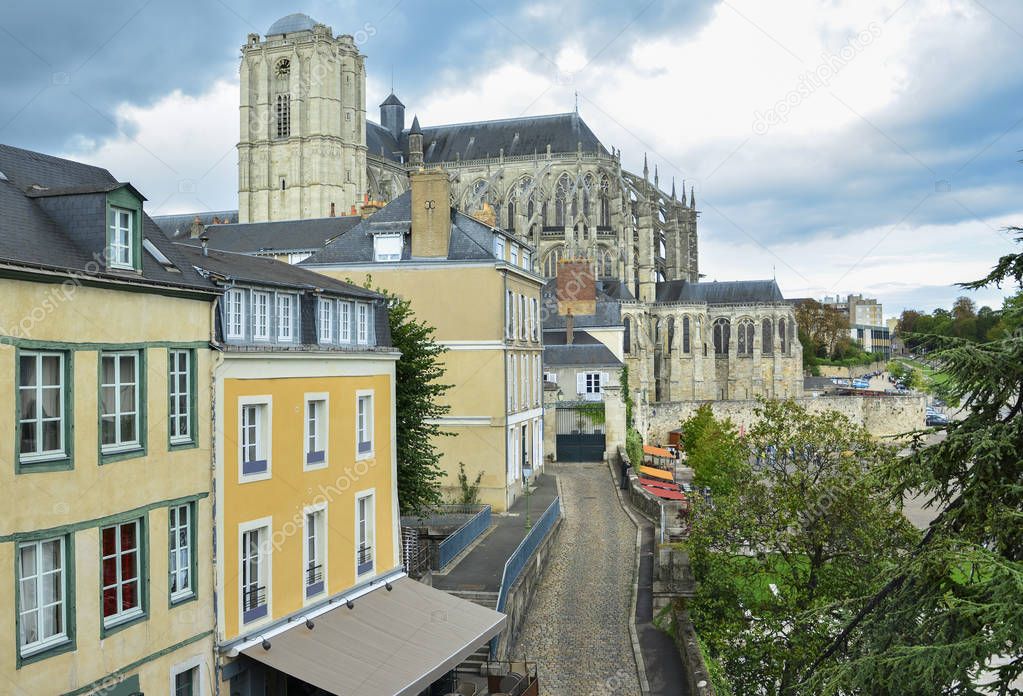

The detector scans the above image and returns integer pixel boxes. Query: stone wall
[815,360,887,379]
[645,393,926,443]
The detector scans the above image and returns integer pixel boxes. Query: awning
[642,483,687,501]
[242,576,506,696]
[643,444,675,459]
[639,465,674,481]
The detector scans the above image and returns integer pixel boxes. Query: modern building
[0,144,219,695]
[823,294,888,357]
[303,168,546,512]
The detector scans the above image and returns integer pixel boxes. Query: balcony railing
[305,563,324,597]
[357,544,374,575]
[242,584,267,622]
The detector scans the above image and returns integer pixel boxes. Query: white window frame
[169,349,192,445]
[318,297,334,343]
[494,235,505,260]
[339,301,352,343]
[100,351,140,453]
[100,519,143,628]
[510,245,519,267]
[277,293,295,341]
[108,207,133,269]
[544,371,557,384]
[169,655,207,696]
[506,290,513,339]
[373,233,403,262]
[17,536,68,657]
[356,391,374,459]
[18,351,65,463]
[304,393,328,471]
[225,289,245,339]
[239,517,272,626]
[252,291,270,341]
[303,504,327,600]
[522,249,531,270]
[169,503,194,602]
[356,303,370,345]
[585,372,602,394]
[355,490,375,577]
[238,396,272,482]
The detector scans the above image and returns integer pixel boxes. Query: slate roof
[177,216,362,255]
[655,279,786,304]
[0,144,215,293]
[367,112,608,164]
[302,190,513,265]
[380,93,404,107]
[152,210,239,239]
[544,343,622,368]
[175,244,379,299]
[541,330,602,346]
[540,278,624,330]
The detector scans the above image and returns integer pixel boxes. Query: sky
[2,0,1022,319]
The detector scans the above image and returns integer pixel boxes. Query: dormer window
[108,208,134,269]
[373,233,402,262]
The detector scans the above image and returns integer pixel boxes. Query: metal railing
[437,504,492,570]
[305,564,323,586]
[242,585,266,612]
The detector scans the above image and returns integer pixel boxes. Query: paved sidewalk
[433,472,559,593]
[511,463,642,696]
[636,523,691,695]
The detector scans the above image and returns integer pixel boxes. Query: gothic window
[542,247,562,278]
[667,318,675,353]
[275,94,291,139]
[506,199,515,229]
[598,248,615,278]
[762,318,773,354]
[465,179,489,209]
[599,176,611,226]
[623,317,632,354]
[713,318,730,355]
[738,319,755,356]
[555,175,571,227]
[682,316,691,353]
[779,318,787,355]
[787,317,795,355]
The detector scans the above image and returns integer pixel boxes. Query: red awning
[641,483,687,501]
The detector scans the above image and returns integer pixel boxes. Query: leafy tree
[688,400,918,695]
[678,405,745,497]
[806,231,1023,694]
[796,299,850,359]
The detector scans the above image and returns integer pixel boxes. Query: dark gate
[556,403,606,462]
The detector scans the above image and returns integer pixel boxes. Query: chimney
[410,168,451,258]
[556,259,596,317]
[189,216,205,239]
[200,235,209,256]
[566,312,574,345]
[330,202,336,217]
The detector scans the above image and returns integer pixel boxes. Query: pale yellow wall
[0,278,215,693]
[219,367,397,641]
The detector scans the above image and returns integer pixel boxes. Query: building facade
[0,145,217,695]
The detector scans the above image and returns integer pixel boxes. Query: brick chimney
[410,168,451,258]
[556,259,596,317]
[565,312,574,345]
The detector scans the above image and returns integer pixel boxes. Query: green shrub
[626,427,643,468]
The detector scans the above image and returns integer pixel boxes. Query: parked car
[926,413,949,426]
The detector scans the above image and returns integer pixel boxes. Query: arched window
[713,318,730,355]
[598,248,615,278]
[682,316,691,353]
[555,175,570,227]
[667,318,675,353]
[624,317,632,354]
[762,318,773,354]
[275,94,291,139]
[738,319,755,356]
[788,317,795,355]
[599,176,611,226]
[542,247,562,278]
[779,318,787,355]
[506,198,515,229]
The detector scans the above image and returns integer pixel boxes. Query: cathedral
[231,12,803,403]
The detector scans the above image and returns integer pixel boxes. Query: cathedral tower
[238,13,367,222]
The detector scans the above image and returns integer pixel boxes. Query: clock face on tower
[275,59,290,78]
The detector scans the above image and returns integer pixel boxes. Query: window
[738,320,755,356]
[357,393,373,456]
[510,245,519,267]
[762,319,773,354]
[682,317,691,353]
[169,504,194,602]
[374,233,403,261]
[252,291,270,341]
[522,249,531,270]
[277,294,294,341]
[356,303,369,344]
[494,235,506,260]
[173,666,199,696]
[624,317,632,354]
[225,289,245,339]
[579,372,604,396]
[713,318,730,356]
[339,301,352,342]
[241,525,269,623]
[506,291,514,338]
[100,351,140,453]
[101,519,144,628]
[305,397,327,467]
[520,295,527,340]
[168,350,193,445]
[318,298,333,343]
[108,207,133,269]
[240,398,270,477]
[304,508,325,598]
[18,537,68,657]
[275,94,290,139]
[544,371,557,384]
[510,355,518,411]
[667,318,675,353]
[18,351,66,463]
[356,493,374,576]
[779,318,787,354]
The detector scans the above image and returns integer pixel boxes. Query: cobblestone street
[512,462,641,695]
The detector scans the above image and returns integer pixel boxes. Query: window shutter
[576,372,586,394]
[600,372,609,390]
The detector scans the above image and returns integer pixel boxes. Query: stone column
[603,384,627,458]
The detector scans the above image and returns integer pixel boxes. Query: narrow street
[511,463,642,695]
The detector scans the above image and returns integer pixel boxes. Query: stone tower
[238,13,367,222]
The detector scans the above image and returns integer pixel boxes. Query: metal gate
[555,404,606,462]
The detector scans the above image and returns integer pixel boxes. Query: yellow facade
[214,353,400,644]
[0,278,215,694]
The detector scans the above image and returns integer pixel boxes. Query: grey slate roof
[367,112,608,164]
[267,13,318,35]
[542,330,602,346]
[177,216,362,255]
[0,144,214,293]
[302,190,508,265]
[380,93,404,107]
[544,343,622,368]
[540,278,624,330]
[655,279,785,304]
[152,210,239,239]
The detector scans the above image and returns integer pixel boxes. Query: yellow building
[0,145,218,695]
[304,168,547,512]
[178,245,505,694]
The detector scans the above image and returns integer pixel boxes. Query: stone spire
[654,165,659,190]
[408,114,423,168]
[689,185,695,208]
[670,177,676,201]
[643,153,649,181]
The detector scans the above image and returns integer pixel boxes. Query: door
[555,404,606,462]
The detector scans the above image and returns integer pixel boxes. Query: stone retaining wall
[815,360,887,378]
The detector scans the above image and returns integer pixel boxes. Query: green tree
[678,405,745,497]
[688,400,918,695]
[807,230,1023,694]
